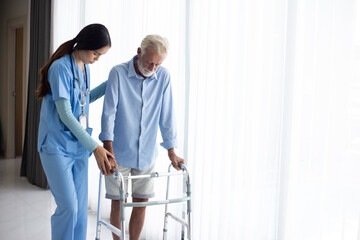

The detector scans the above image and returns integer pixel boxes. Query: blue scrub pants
[40,152,88,240]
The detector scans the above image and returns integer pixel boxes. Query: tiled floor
[0,157,113,240]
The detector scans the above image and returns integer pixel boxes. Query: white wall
[0,0,30,157]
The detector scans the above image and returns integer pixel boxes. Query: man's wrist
[168,148,175,157]
[103,140,114,152]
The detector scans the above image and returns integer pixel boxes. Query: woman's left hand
[93,145,117,175]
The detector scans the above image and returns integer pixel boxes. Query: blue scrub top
[38,54,92,158]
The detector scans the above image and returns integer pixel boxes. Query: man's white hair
[140,34,169,55]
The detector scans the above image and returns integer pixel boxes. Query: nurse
[36,23,118,240]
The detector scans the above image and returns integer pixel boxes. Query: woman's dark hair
[36,23,111,99]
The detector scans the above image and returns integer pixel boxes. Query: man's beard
[138,60,154,77]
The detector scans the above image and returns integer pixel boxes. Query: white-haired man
[100,34,184,240]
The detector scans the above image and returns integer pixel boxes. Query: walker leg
[187,180,192,240]
[120,188,126,240]
[95,172,103,239]
[163,166,172,240]
[163,212,170,240]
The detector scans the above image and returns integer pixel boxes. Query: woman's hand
[102,140,118,174]
[93,145,118,175]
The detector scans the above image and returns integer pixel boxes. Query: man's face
[137,48,167,77]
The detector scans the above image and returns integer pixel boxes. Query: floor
[0,157,114,240]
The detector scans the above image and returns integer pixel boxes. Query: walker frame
[95,163,192,240]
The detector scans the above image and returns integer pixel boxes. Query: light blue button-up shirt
[99,56,178,170]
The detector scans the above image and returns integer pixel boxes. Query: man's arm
[99,69,119,143]
[103,140,114,155]
[168,147,185,170]
[103,140,117,172]
[159,74,184,170]
[99,68,120,172]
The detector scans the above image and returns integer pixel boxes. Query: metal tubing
[187,214,192,240]
[167,213,189,228]
[163,214,169,240]
[186,171,192,240]
[181,163,192,239]
[107,224,122,239]
[120,189,126,221]
[115,170,127,240]
[99,220,123,239]
[121,221,126,240]
[95,172,103,240]
[187,183,192,213]
[162,164,173,240]
[124,171,184,180]
[96,163,191,240]
[124,197,190,208]
[163,163,192,239]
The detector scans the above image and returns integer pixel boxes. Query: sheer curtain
[51,0,360,239]
[187,0,287,239]
[278,0,360,239]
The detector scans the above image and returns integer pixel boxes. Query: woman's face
[79,45,110,64]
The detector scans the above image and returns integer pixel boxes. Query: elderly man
[100,34,184,240]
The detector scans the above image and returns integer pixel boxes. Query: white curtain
[277,1,360,239]
[52,0,360,239]
[187,0,287,238]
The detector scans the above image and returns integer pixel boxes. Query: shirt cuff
[99,132,114,142]
[160,139,178,150]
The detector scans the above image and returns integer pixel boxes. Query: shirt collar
[128,56,158,80]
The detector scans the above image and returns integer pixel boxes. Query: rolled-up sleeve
[159,76,178,149]
[99,68,119,142]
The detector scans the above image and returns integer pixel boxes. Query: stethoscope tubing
[70,53,89,91]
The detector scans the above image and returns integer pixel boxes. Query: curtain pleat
[20,0,51,189]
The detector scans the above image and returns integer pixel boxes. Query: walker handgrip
[178,162,188,172]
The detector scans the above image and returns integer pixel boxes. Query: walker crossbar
[123,171,185,180]
[95,163,192,240]
[124,196,191,208]
[98,220,122,237]
[166,213,189,227]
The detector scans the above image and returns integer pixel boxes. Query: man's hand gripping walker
[95,162,192,240]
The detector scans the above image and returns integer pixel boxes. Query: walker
[95,163,192,240]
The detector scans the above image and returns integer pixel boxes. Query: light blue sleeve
[48,59,72,101]
[90,80,107,103]
[159,73,178,149]
[55,98,98,152]
[99,69,119,141]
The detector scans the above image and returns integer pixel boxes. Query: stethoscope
[70,53,90,95]
[70,53,90,111]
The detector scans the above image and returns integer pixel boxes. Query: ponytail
[36,39,76,99]
[36,23,111,99]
